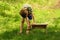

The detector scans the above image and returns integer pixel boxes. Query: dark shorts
[20,14,32,20]
[20,13,26,18]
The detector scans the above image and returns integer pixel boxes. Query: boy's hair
[23,4,32,8]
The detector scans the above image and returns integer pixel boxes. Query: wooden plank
[31,23,48,29]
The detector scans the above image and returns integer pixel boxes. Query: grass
[0,28,60,40]
[0,0,60,40]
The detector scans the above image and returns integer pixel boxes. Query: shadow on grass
[0,27,60,40]
[0,29,18,39]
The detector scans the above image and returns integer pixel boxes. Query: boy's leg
[20,18,25,33]
[26,17,31,34]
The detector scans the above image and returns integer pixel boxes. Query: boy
[19,4,35,34]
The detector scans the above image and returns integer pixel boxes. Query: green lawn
[0,0,60,40]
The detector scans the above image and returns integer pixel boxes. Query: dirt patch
[50,0,60,9]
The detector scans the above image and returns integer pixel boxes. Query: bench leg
[45,28,47,35]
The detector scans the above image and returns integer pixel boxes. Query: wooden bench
[31,23,48,34]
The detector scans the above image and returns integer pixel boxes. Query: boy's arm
[32,13,35,23]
